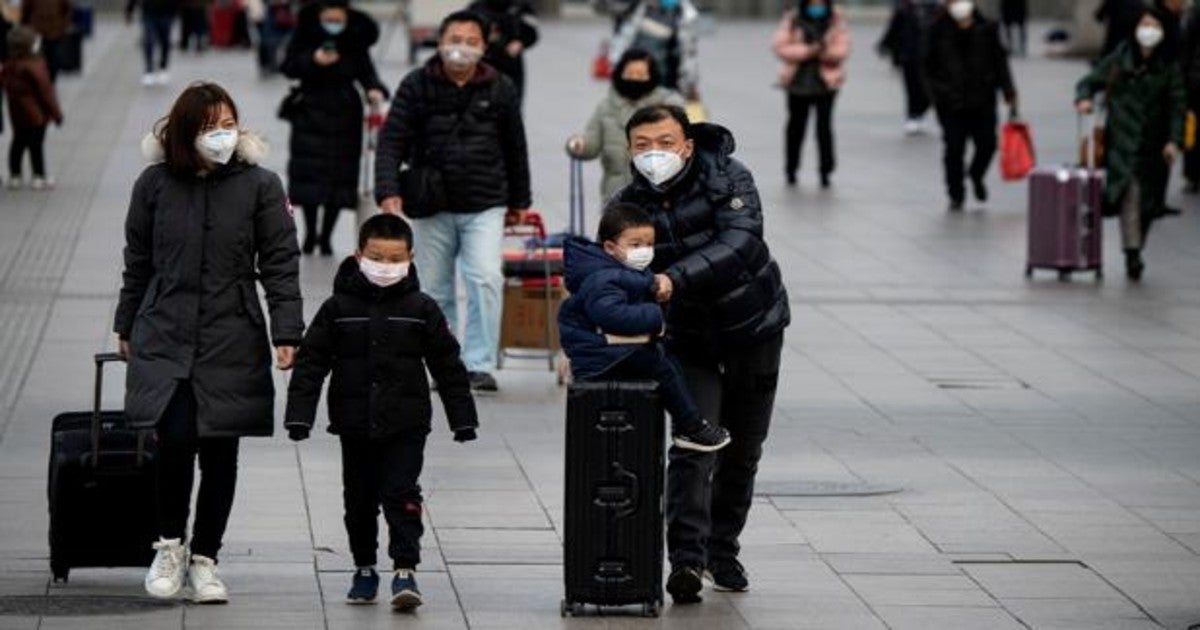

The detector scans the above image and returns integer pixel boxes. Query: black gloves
[454,428,477,443]
[288,426,310,442]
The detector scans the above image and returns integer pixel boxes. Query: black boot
[318,205,339,256]
[1125,249,1144,281]
[301,206,319,255]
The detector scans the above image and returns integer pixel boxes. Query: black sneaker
[948,197,965,212]
[390,569,422,611]
[971,176,988,202]
[672,420,731,453]
[706,559,749,592]
[666,565,703,604]
[346,567,379,604]
[468,371,498,393]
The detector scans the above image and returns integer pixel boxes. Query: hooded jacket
[114,131,303,437]
[772,6,851,92]
[612,123,789,359]
[1,34,61,129]
[374,56,531,214]
[573,85,685,201]
[285,257,477,438]
[558,237,664,379]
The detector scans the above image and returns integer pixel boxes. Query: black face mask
[614,77,655,101]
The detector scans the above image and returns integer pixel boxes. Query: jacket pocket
[238,283,266,327]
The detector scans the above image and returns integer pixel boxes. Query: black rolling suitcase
[57,30,83,74]
[561,381,664,617]
[48,353,157,582]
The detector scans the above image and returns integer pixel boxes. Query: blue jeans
[412,207,505,373]
[142,12,175,73]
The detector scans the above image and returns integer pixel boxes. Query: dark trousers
[340,434,426,569]
[666,333,784,568]
[156,382,240,561]
[936,106,998,203]
[9,125,47,178]
[142,12,175,73]
[40,37,64,83]
[256,21,285,72]
[301,205,340,247]
[179,6,209,51]
[903,61,930,120]
[1002,21,1027,56]
[588,343,703,434]
[785,91,837,179]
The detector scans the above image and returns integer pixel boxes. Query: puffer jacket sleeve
[114,169,157,339]
[582,274,664,337]
[422,299,478,433]
[255,170,304,346]
[1076,48,1119,102]
[285,299,336,431]
[664,160,770,298]
[497,77,532,209]
[374,72,422,203]
[772,10,818,63]
[575,100,606,161]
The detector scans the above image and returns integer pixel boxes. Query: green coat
[573,86,686,201]
[1076,42,1186,220]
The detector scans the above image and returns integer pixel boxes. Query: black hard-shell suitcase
[48,353,157,582]
[58,30,83,74]
[561,381,664,617]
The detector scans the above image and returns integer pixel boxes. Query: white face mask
[1136,25,1164,49]
[622,246,655,271]
[359,258,410,287]
[948,0,974,22]
[195,129,239,165]
[632,150,686,187]
[439,44,483,70]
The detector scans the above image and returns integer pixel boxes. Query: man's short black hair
[597,203,654,243]
[625,104,692,141]
[439,10,488,40]
[359,214,414,250]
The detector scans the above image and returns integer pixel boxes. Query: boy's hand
[454,428,477,443]
[288,426,310,442]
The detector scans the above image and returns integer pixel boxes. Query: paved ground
[1,10,1199,630]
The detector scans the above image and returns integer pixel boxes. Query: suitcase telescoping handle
[90,352,127,467]
[569,158,585,237]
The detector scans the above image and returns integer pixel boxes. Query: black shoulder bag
[399,87,482,219]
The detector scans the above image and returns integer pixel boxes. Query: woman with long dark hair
[772,0,850,188]
[115,82,303,602]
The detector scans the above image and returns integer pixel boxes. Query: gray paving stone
[872,605,1025,630]
[842,573,999,608]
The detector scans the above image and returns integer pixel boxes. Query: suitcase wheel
[1024,266,1033,278]
[560,599,576,617]
[51,563,69,583]
[1057,269,1072,282]
[642,601,660,617]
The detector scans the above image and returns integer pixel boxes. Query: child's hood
[564,236,639,294]
[332,255,420,298]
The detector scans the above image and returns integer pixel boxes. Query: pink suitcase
[1025,117,1104,281]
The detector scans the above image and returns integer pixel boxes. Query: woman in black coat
[281,0,387,255]
[114,83,303,603]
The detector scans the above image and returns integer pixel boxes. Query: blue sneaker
[390,569,422,611]
[346,568,379,604]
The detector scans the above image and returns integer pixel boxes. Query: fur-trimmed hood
[141,130,270,165]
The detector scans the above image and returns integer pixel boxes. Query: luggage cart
[498,212,563,372]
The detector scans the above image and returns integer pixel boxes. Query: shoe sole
[671,436,732,453]
[191,594,228,605]
[703,570,749,593]
[145,583,184,599]
[345,597,377,605]
[390,590,423,610]
[666,571,703,604]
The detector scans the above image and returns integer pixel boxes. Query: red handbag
[1001,120,1036,181]
[592,41,611,80]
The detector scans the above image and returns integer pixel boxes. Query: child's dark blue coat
[558,236,665,379]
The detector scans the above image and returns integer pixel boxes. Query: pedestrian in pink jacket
[772,0,850,188]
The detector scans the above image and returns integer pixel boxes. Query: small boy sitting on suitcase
[559,203,730,452]
[285,214,478,610]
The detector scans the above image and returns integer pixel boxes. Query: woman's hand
[276,346,296,370]
[566,135,585,157]
[314,48,340,66]
[1076,99,1093,115]
[1164,142,1180,165]
[367,89,385,107]
[117,338,132,359]
[654,274,673,303]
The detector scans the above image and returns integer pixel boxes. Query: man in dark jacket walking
[375,10,531,393]
[878,0,939,134]
[612,105,789,604]
[468,0,538,104]
[924,0,1016,211]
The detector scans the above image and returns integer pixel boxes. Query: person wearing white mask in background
[923,0,1016,211]
[557,203,731,453]
[374,10,531,395]
[611,105,790,605]
[116,82,303,604]
[1076,7,1186,281]
[285,213,478,611]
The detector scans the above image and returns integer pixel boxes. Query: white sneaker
[188,554,229,604]
[30,177,54,190]
[6,177,22,190]
[141,73,156,87]
[144,538,188,598]
[903,119,923,136]
[155,71,170,85]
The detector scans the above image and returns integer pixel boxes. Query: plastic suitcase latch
[595,484,631,505]
[597,410,633,432]
[594,559,632,583]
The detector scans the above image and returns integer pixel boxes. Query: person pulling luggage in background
[923,0,1016,212]
[115,82,303,604]
[1076,6,1185,281]
[286,214,479,611]
[558,203,730,453]
[612,105,789,605]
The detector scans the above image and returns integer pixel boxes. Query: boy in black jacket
[558,203,730,452]
[285,214,478,611]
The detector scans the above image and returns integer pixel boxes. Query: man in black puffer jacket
[612,105,789,604]
[375,9,531,393]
